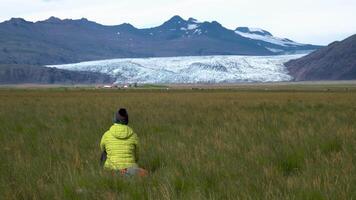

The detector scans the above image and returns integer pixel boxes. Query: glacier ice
[47,54,305,84]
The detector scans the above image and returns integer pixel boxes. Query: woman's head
[115,108,129,125]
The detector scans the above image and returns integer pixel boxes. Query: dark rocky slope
[0,65,114,84]
[285,34,356,81]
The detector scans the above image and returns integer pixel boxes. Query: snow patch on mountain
[47,54,305,84]
[235,29,303,47]
[187,24,199,30]
[266,48,284,53]
[181,24,199,31]
[247,28,265,33]
[193,29,202,35]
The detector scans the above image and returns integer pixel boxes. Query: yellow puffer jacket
[100,124,139,170]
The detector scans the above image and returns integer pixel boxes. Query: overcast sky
[1,0,355,45]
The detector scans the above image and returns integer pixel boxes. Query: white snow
[187,24,199,30]
[193,29,202,35]
[180,24,199,32]
[266,48,284,53]
[47,54,305,84]
[248,28,265,33]
[235,30,303,47]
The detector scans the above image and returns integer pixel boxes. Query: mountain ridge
[285,34,356,81]
[0,15,321,66]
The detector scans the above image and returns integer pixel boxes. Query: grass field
[0,87,356,199]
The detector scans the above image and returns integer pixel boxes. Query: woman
[100,108,148,177]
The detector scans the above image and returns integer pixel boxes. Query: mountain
[48,54,305,84]
[234,27,318,54]
[0,64,114,84]
[0,16,320,66]
[285,34,356,81]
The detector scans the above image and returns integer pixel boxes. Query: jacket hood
[109,124,134,139]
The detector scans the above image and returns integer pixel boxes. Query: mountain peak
[37,17,99,27]
[158,15,188,29]
[79,17,89,22]
[163,15,187,25]
[45,16,62,23]
[116,23,137,31]
[71,18,99,26]
[6,18,31,25]
[208,21,223,28]
[235,27,272,36]
[169,15,185,22]
[188,17,199,23]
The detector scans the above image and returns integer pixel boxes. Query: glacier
[47,54,305,84]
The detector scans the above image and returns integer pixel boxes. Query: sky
[1,0,356,45]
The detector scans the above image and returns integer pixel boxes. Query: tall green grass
[0,89,355,199]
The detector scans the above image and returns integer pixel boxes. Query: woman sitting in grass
[100,108,148,177]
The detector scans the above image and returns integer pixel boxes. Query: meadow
[0,87,356,199]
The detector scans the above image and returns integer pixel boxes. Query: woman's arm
[100,132,107,152]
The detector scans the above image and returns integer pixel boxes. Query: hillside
[0,65,114,84]
[285,34,356,81]
[0,16,320,66]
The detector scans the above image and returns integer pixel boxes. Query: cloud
[42,0,57,1]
